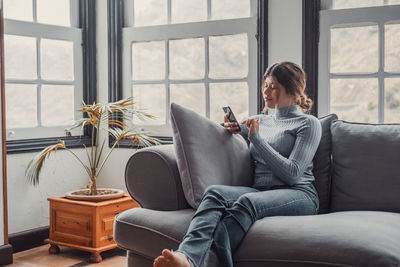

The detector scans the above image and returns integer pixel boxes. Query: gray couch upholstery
[115,115,400,267]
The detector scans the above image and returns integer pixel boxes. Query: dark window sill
[6,135,93,154]
[109,136,173,149]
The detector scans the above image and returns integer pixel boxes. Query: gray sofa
[114,114,400,267]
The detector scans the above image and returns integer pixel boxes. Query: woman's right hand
[223,113,241,134]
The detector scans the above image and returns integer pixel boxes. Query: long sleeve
[248,116,322,185]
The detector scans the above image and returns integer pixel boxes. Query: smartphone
[222,106,239,124]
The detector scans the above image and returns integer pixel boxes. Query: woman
[153,61,322,267]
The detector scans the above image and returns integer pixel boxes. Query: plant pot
[64,188,125,201]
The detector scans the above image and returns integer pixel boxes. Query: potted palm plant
[25,97,160,200]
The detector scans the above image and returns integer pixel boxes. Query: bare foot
[153,249,191,267]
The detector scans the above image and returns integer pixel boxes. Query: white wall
[268,0,303,66]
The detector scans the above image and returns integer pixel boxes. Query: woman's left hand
[247,118,259,137]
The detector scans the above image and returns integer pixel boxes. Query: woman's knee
[202,185,228,198]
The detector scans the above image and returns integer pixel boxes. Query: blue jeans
[177,183,319,267]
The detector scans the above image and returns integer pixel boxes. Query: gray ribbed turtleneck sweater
[239,105,322,189]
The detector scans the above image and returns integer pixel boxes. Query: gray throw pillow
[331,120,400,212]
[170,103,254,208]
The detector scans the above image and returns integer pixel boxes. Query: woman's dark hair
[263,61,312,113]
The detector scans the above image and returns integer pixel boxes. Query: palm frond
[26,141,67,186]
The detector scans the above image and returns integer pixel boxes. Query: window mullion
[379,22,385,123]
[168,0,171,24]
[207,0,211,20]
[205,35,210,118]
[33,0,37,22]
[165,39,170,125]
[36,37,42,127]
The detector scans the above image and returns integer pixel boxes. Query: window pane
[41,39,74,81]
[132,84,165,125]
[132,41,165,80]
[384,78,400,123]
[41,85,74,126]
[331,26,378,73]
[170,83,205,115]
[134,0,167,26]
[385,24,400,72]
[37,0,70,26]
[169,38,205,79]
[6,84,37,128]
[209,34,248,79]
[209,82,248,122]
[4,0,33,22]
[171,0,206,24]
[211,0,250,20]
[5,35,37,79]
[330,79,378,123]
[330,0,400,9]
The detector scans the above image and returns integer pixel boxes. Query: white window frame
[4,1,83,140]
[318,4,400,121]
[122,0,258,136]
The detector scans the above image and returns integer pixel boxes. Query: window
[319,0,400,123]
[122,0,258,136]
[4,0,83,140]
[3,0,96,152]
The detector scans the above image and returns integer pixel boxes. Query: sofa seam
[116,218,182,244]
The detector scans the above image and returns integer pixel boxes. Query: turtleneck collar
[274,105,302,119]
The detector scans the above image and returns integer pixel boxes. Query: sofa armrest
[125,144,190,210]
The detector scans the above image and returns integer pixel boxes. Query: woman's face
[262,75,294,109]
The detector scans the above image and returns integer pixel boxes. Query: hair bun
[297,93,313,113]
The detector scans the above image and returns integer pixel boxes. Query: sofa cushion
[170,103,254,208]
[115,208,400,266]
[235,211,400,267]
[330,120,400,212]
[312,114,337,214]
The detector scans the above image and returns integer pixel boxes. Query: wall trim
[8,226,49,253]
[0,244,12,266]
[302,0,321,116]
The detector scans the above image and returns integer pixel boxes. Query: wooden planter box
[45,194,139,262]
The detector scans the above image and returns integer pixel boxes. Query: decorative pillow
[330,120,400,212]
[312,114,338,214]
[170,103,254,208]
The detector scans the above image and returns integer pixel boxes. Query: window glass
[134,0,167,27]
[209,34,248,79]
[3,0,33,22]
[330,25,378,73]
[211,0,250,20]
[384,78,400,123]
[170,83,206,115]
[132,84,166,125]
[41,85,75,126]
[5,35,37,80]
[6,84,37,128]
[385,23,400,72]
[37,0,70,26]
[169,38,205,79]
[132,41,165,80]
[171,0,207,24]
[41,39,74,81]
[209,82,248,122]
[330,79,378,123]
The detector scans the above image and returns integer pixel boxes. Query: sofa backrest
[330,120,400,213]
[312,114,338,214]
